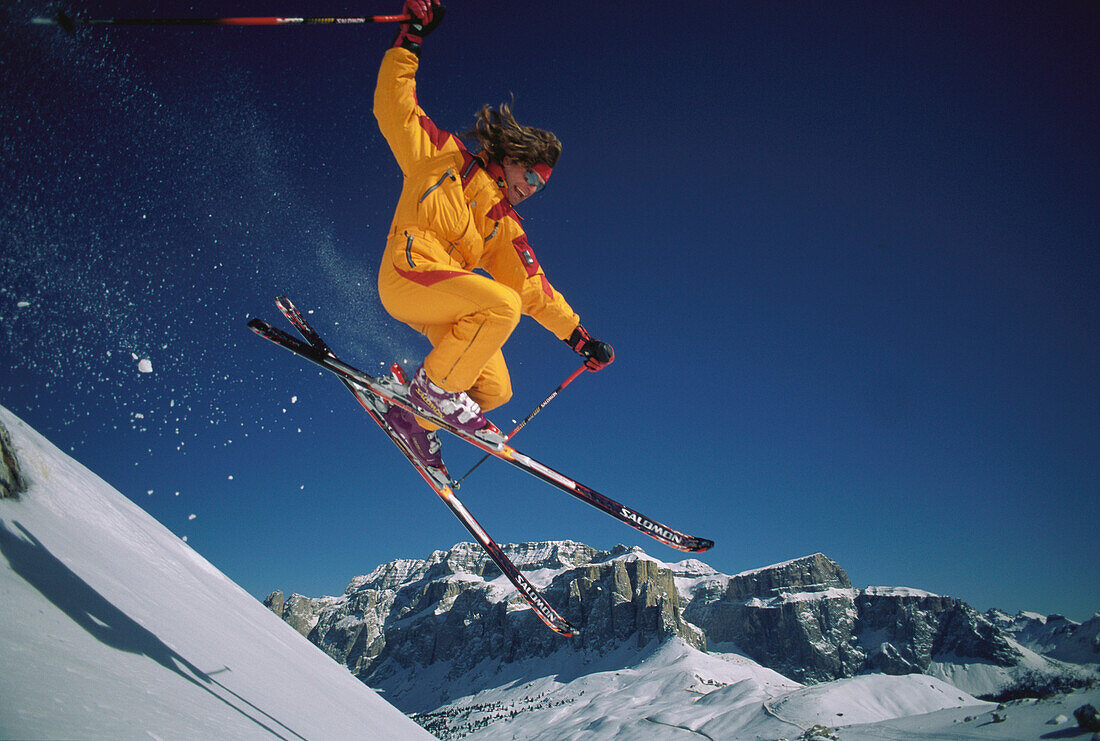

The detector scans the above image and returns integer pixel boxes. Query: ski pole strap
[566,325,591,354]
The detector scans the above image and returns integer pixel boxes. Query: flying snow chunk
[137,358,153,373]
[17,301,31,308]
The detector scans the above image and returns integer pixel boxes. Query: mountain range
[267,540,1098,738]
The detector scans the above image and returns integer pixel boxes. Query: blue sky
[2,1,1097,622]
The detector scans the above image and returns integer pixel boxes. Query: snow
[420,636,1100,741]
[427,639,1019,741]
[764,674,978,727]
[745,587,859,608]
[674,571,728,602]
[0,405,433,740]
[924,624,1095,699]
[493,565,569,592]
[864,585,940,599]
[838,690,1100,741]
[733,553,826,578]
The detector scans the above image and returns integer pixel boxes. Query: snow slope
[424,637,1100,741]
[419,639,994,740]
[0,405,433,740]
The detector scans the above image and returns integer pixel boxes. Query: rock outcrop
[267,544,1096,706]
[0,420,26,499]
[266,542,699,708]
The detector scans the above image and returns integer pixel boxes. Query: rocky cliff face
[682,554,1027,683]
[682,553,863,682]
[266,542,701,708]
[267,543,1094,706]
[0,420,26,499]
[263,590,337,637]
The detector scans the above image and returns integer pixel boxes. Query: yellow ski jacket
[373,47,580,341]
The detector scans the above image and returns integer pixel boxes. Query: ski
[272,297,578,637]
[248,304,714,554]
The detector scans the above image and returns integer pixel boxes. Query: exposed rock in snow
[0,419,26,499]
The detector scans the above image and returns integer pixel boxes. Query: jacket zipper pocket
[484,222,499,242]
[404,232,416,267]
[419,169,456,204]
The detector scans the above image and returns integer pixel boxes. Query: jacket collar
[475,156,521,220]
[481,156,506,188]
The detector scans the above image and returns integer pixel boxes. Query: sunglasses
[524,168,546,193]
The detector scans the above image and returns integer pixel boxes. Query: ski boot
[382,404,449,480]
[407,366,504,446]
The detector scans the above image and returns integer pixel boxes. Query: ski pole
[454,364,589,488]
[31,12,411,31]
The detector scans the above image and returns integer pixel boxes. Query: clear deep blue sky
[2,1,1097,621]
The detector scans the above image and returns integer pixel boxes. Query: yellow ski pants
[378,232,519,415]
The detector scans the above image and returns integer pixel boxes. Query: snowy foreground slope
[416,635,1100,740]
[430,639,988,740]
[0,405,433,740]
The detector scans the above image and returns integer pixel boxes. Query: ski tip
[669,536,714,553]
[550,620,580,638]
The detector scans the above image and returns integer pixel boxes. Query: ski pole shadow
[0,519,309,741]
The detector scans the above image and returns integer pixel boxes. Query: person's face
[501,157,546,206]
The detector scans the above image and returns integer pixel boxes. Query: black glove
[392,0,445,57]
[566,326,614,371]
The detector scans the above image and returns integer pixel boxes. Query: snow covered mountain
[0,405,433,740]
[268,541,1098,739]
[988,608,1100,666]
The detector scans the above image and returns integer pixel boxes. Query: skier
[374,0,614,474]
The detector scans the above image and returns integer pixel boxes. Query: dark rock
[1,420,27,499]
[263,589,333,638]
[1076,703,1100,732]
[264,590,285,615]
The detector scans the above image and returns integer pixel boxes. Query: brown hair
[465,102,561,168]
